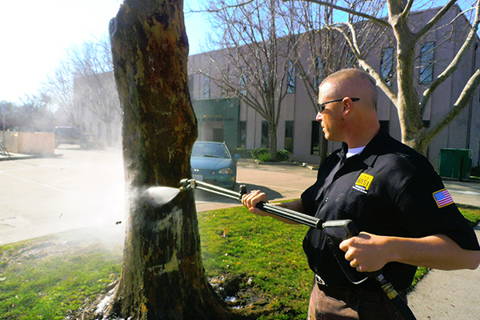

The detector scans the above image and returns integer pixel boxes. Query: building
[188,5,480,169]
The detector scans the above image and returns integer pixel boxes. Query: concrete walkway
[408,226,480,320]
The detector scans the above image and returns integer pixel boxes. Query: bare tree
[300,0,480,153]
[44,61,82,129]
[70,39,121,146]
[198,0,305,156]
[45,38,121,146]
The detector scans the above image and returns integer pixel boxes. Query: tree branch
[190,0,255,13]
[400,0,414,18]
[414,0,458,40]
[423,68,480,143]
[419,0,480,113]
[330,23,397,104]
[294,0,391,27]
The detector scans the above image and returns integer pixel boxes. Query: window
[261,121,269,147]
[262,64,270,89]
[311,121,320,155]
[238,121,246,148]
[314,57,324,89]
[380,47,394,86]
[202,75,210,99]
[419,42,435,84]
[239,71,247,96]
[285,121,294,152]
[287,60,296,94]
[379,120,389,134]
[221,67,230,97]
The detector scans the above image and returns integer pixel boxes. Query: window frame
[419,41,435,85]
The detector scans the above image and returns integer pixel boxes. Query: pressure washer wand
[179,178,321,228]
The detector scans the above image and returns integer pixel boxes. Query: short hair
[320,68,378,109]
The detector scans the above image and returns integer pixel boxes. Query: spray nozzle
[179,178,196,191]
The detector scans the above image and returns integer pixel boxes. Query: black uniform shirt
[301,130,480,291]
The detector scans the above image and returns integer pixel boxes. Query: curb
[0,153,63,161]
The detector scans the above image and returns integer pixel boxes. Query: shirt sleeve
[394,165,479,250]
[301,182,320,217]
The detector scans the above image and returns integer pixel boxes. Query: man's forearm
[386,234,480,270]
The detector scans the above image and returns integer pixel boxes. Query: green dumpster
[439,148,472,180]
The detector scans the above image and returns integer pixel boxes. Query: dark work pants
[307,281,408,320]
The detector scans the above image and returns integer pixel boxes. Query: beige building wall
[3,131,55,155]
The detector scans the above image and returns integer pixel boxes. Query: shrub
[257,152,275,162]
[276,149,290,161]
[250,148,270,159]
[251,148,290,162]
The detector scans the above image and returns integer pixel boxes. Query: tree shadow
[193,183,283,203]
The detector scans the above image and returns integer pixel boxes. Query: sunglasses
[318,97,360,112]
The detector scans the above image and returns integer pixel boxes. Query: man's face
[316,83,345,142]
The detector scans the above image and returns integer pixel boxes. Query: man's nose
[315,112,323,122]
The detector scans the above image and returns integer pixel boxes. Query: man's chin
[323,132,339,142]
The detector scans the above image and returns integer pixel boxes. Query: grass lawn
[0,204,479,320]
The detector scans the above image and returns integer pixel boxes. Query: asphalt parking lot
[0,149,318,245]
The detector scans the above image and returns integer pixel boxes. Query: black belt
[315,273,408,298]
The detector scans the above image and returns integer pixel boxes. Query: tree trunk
[104,1,233,319]
[268,122,278,156]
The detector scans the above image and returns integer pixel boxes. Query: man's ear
[342,97,353,117]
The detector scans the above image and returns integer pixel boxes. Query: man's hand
[241,190,269,216]
[339,232,391,272]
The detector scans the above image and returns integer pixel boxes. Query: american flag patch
[432,189,454,208]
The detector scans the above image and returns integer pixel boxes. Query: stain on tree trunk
[99,0,234,319]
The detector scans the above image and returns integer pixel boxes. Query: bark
[102,1,234,319]
[268,123,278,155]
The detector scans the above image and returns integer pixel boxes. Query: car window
[192,143,230,158]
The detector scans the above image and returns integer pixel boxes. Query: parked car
[54,126,95,149]
[191,141,237,189]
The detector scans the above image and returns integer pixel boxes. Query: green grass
[458,204,480,225]
[198,206,312,319]
[0,236,122,320]
[0,204,479,320]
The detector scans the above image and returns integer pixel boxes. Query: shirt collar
[359,129,388,167]
[337,129,387,167]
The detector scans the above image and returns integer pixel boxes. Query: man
[242,68,480,319]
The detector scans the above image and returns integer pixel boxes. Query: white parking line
[0,171,67,193]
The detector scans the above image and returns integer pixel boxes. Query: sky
[0,0,474,103]
[0,0,210,103]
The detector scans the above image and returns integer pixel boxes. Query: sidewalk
[407,226,480,320]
